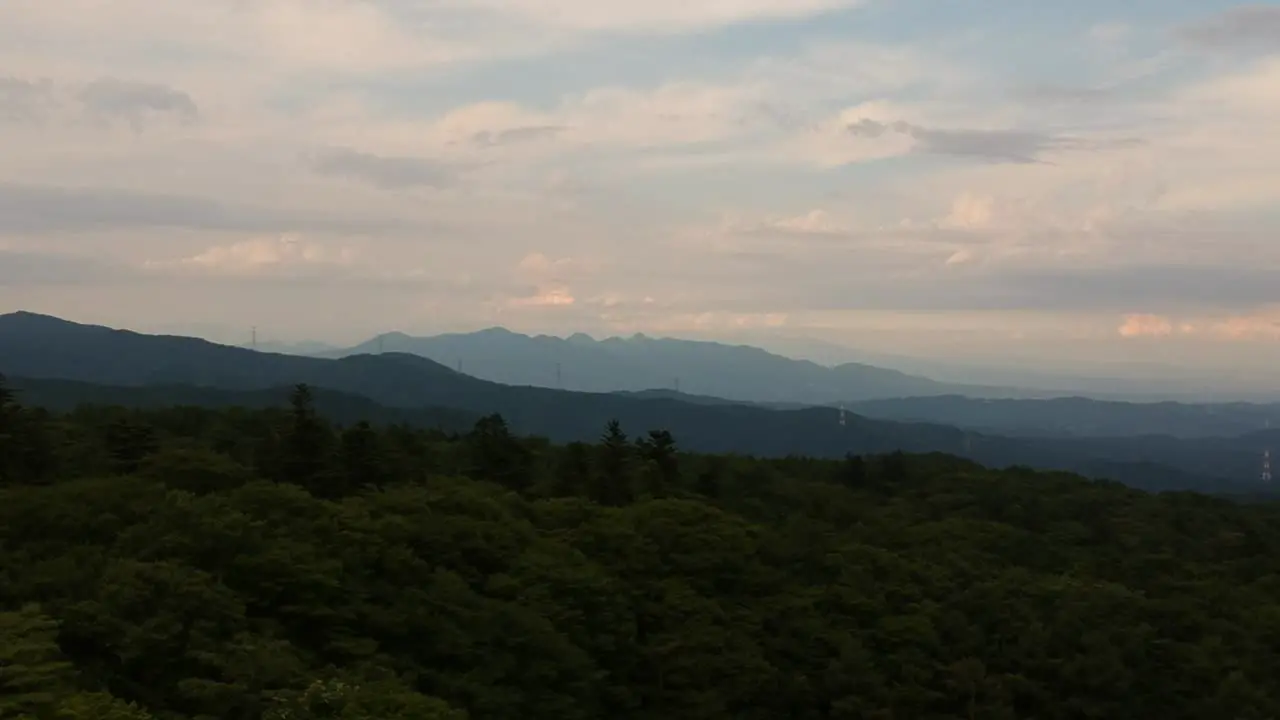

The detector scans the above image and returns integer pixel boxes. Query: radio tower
[1263,449,1272,484]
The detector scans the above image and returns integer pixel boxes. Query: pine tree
[283,384,334,494]
[839,453,867,489]
[467,414,532,493]
[341,421,388,491]
[637,429,679,498]
[554,442,593,497]
[881,450,909,486]
[0,374,17,486]
[595,419,634,506]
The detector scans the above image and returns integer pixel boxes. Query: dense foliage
[4,378,1280,719]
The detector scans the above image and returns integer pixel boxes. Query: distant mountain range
[850,395,1280,439]
[323,327,1037,403]
[326,327,1280,438]
[2,311,1277,497]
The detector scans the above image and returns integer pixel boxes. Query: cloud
[516,252,586,277]
[472,125,564,148]
[664,208,1280,316]
[4,0,1280,378]
[0,76,55,122]
[767,210,847,235]
[310,148,458,190]
[1114,309,1280,343]
[1210,311,1280,341]
[0,249,135,286]
[1,0,869,87]
[0,75,198,129]
[845,118,1089,164]
[452,0,864,34]
[77,77,198,129]
[939,194,996,231]
[1012,83,1124,106]
[1117,314,1173,338]
[506,284,576,308]
[0,183,276,235]
[149,234,359,277]
[0,183,409,236]
[1178,5,1280,50]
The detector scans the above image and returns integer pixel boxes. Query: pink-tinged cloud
[1117,313,1173,338]
[507,284,575,308]
[1210,315,1280,341]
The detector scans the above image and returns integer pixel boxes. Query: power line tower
[251,326,257,351]
[1263,449,1272,484]
[838,405,846,427]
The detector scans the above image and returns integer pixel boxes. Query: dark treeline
[4,378,1280,719]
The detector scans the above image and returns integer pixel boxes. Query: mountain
[851,395,1280,439]
[7,375,478,432]
[0,314,980,458]
[324,327,1028,403]
[1,311,1272,496]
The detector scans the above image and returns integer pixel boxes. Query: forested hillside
[11,375,1275,498]
[3,378,1280,719]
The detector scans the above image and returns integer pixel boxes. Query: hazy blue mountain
[3,311,1275,496]
[325,327,1030,403]
[850,395,1280,439]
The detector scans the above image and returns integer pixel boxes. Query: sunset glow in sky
[2,1,1279,382]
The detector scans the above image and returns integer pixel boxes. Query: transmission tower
[839,405,846,427]
[1263,449,1272,484]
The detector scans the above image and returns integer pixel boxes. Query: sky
[2,1,1279,385]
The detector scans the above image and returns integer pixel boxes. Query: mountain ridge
[324,325,1033,403]
[2,311,1275,496]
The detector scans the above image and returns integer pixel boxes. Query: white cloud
[939,194,995,231]
[150,234,360,276]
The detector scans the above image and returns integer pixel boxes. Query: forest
[3,377,1280,719]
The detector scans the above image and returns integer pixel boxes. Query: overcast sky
[2,1,1279,381]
